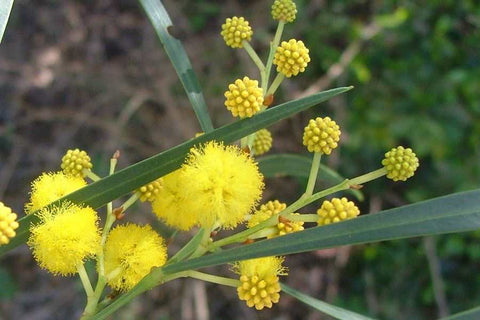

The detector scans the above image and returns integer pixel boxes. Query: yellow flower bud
[317,197,360,226]
[302,117,341,154]
[224,77,264,118]
[252,129,273,156]
[0,202,19,245]
[221,16,253,48]
[61,149,93,178]
[273,39,310,77]
[137,178,163,202]
[271,0,297,23]
[382,146,419,181]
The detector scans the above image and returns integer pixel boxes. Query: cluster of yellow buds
[61,148,93,178]
[317,198,360,226]
[221,17,253,48]
[271,0,297,22]
[252,129,273,156]
[382,146,419,181]
[273,39,311,78]
[224,77,264,118]
[303,116,341,154]
[0,202,19,245]
[137,177,163,202]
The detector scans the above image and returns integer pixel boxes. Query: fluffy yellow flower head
[221,16,253,48]
[152,170,199,231]
[248,200,303,238]
[271,0,297,22]
[61,148,93,178]
[0,202,19,245]
[25,172,86,214]
[317,197,360,226]
[103,224,167,291]
[224,77,264,118]
[273,39,310,77]
[252,129,273,156]
[28,202,101,276]
[154,142,264,230]
[137,177,163,202]
[382,146,419,181]
[181,141,264,229]
[302,117,341,154]
[233,256,287,310]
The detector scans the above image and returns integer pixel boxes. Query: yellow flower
[382,146,419,181]
[181,141,264,229]
[302,117,341,154]
[221,16,253,48]
[61,148,93,178]
[252,129,273,156]
[0,202,19,245]
[273,39,310,77]
[224,77,264,118]
[233,256,287,310]
[248,200,303,238]
[154,142,264,230]
[28,202,101,276]
[271,0,297,23]
[103,224,167,291]
[317,197,360,226]
[152,170,199,231]
[25,172,86,214]
[137,177,163,202]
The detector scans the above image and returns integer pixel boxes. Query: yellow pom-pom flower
[181,141,264,229]
[221,16,253,48]
[224,77,264,118]
[154,141,264,230]
[152,170,199,231]
[271,0,297,23]
[25,172,87,214]
[28,202,101,275]
[137,177,163,202]
[233,256,287,310]
[0,202,19,245]
[382,146,419,181]
[317,197,360,226]
[61,148,93,178]
[248,200,303,238]
[273,39,310,77]
[103,224,167,291]
[302,117,341,154]
[252,129,273,156]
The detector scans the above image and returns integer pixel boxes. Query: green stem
[162,270,240,288]
[190,226,213,258]
[305,152,322,196]
[264,21,285,92]
[122,193,140,212]
[348,168,387,185]
[242,40,266,88]
[77,264,94,297]
[266,73,285,96]
[84,169,101,182]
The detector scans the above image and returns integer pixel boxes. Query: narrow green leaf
[0,86,352,256]
[167,229,205,265]
[94,189,480,319]
[257,154,364,201]
[281,283,375,320]
[440,306,480,320]
[139,0,214,133]
[162,189,480,273]
[0,0,14,43]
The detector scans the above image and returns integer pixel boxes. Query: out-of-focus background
[1,0,479,319]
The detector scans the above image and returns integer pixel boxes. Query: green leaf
[167,228,205,265]
[139,0,214,133]
[257,154,364,201]
[281,283,375,320]
[94,189,480,319]
[439,306,480,320]
[0,86,352,257]
[0,0,14,43]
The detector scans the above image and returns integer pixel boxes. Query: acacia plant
[1,1,480,319]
